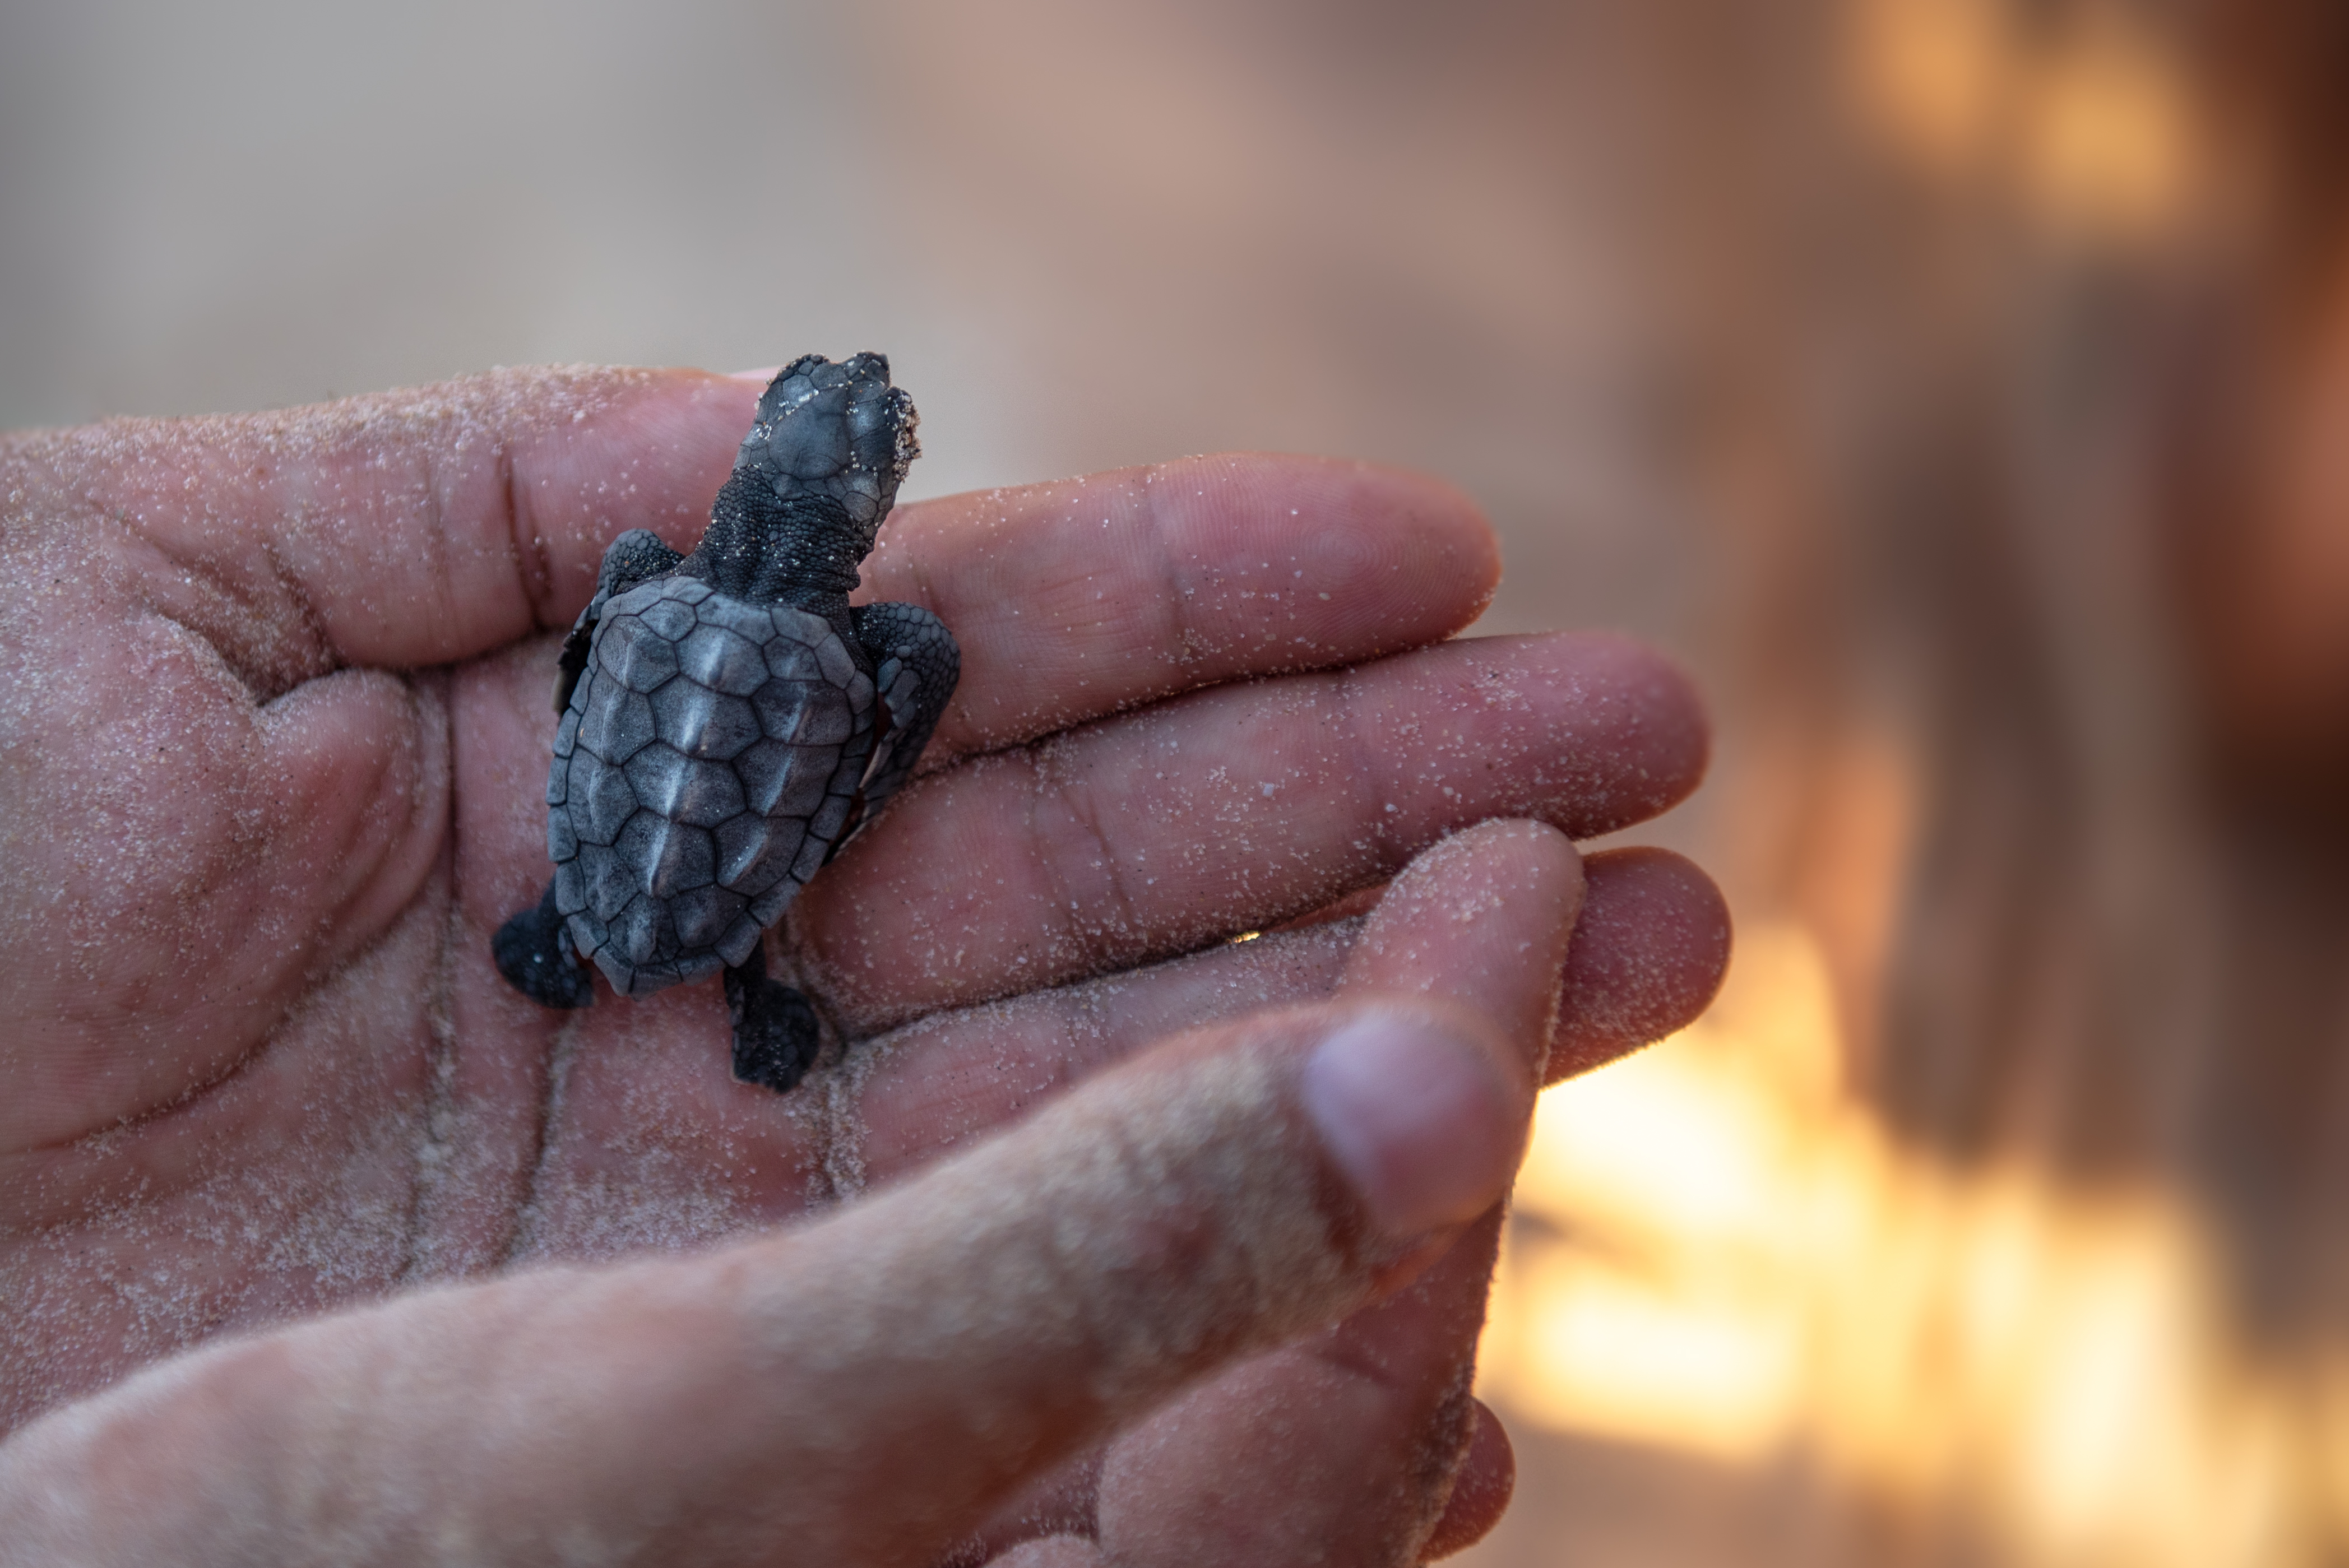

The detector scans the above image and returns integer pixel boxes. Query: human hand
[0,369,1725,1562]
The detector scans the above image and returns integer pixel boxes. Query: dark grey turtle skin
[493,353,959,1093]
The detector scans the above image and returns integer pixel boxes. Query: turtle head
[733,352,920,556]
[691,354,920,601]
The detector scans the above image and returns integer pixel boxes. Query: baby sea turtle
[493,353,958,1092]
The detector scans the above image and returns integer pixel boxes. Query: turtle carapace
[493,354,958,1093]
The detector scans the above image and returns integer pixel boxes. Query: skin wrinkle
[1029,735,1150,977]
[400,897,468,1287]
[1330,659,1401,869]
[248,531,339,697]
[1409,1367,1482,1555]
[286,674,439,956]
[494,1013,591,1272]
[1142,465,1208,680]
[398,692,492,1286]
[778,938,859,1210]
[489,438,558,638]
[413,433,481,658]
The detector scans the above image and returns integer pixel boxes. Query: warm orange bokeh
[1481,921,2349,1565]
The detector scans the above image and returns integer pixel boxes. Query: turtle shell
[546,576,875,998]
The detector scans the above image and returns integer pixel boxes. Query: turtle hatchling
[493,353,958,1093]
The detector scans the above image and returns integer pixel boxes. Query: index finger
[21,371,1500,734]
[12,367,759,688]
[0,1004,1535,1568]
[867,454,1499,757]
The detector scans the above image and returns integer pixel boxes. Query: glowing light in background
[1467,6,2302,1561]
[1477,922,2342,1566]
[1845,0,2196,238]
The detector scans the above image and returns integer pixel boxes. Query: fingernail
[1300,1014,1526,1242]
[727,365,782,383]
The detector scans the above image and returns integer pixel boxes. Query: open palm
[0,368,1722,1565]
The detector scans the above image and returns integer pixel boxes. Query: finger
[1548,845,1731,1082]
[1420,1400,1514,1560]
[0,998,1533,1568]
[1091,823,1578,1565]
[994,1540,1105,1567]
[1,655,451,1153]
[840,844,1727,1185]
[1338,819,1584,1046]
[862,454,1499,757]
[25,367,760,688]
[796,631,1707,1029]
[27,369,1494,729]
[1324,822,1580,1239]
[1096,1213,1504,1568]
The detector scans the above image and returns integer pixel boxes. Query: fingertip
[1344,460,1504,619]
[1345,820,1584,1052]
[1193,453,1503,647]
[1300,1009,1530,1245]
[1547,634,1712,832]
[1546,847,1732,1083]
[1420,1399,1516,1560]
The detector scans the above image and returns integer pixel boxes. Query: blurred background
[7,0,2348,1561]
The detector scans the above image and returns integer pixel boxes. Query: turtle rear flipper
[493,882,595,1009]
[724,940,822,1093]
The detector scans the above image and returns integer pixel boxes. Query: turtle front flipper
[553,528,686,714]
[838,600,961,849]
[493,882,595,1009]
[724,939,823,1093]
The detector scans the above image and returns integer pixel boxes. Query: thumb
[0,1000,1530,1567]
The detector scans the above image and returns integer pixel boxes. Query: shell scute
[553,857,586,916]
[633,594,698,643]
[679,623,768,695]
[597,614,679,690]
[652,681,762,762]
[622,742,689,818]
[670,759,748,828]
[813,632,856,688]
[770,605,829,647]
[581,842,632,921]
[646,818,717,896]
[580,687,656,765]
[740,737,832,817]
[671,885,748,950]
[715,813,770,886]
[610,895,660,967]
[728,819,808,901]
[715,916,764,968]
[764,638,824,682]
[579,764,637,846]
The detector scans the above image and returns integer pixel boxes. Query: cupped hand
[0,368,1726,1564]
